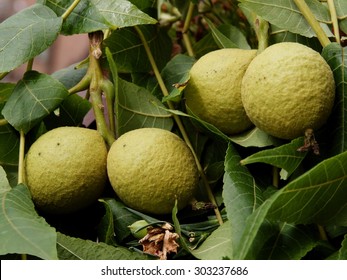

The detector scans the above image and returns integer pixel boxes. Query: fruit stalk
[182,2,195,57]
[88,32,115,147]
[327,0,341,44]
[135,26,223,225]
[293,0,330,47]
[18,58,35,185]
[61,0,81,21]
[254,16,269,54]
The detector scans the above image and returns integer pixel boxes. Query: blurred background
[0,0,89,82]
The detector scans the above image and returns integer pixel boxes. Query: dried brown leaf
[139,223,179,260]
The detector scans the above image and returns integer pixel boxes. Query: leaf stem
[17,130,25,184]
[100,79,116,136]
[317,224,328,240]
[135,26,223,226]
[0,72,9,80]
[327,0,340,44]
[293,0,331,47]
[182,2,195,57]
[68,71,91,94]
[0,119,8,126]
[26,59,34,72]
[61,0,81,21]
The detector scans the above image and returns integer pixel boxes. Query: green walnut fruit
[25,126,108,214]
[185,48,257,135]
[241,42,335,139]
[128,220,149,239]
[107,128,199,215]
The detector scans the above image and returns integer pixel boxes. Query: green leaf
[269,24,322,51]
[0,83,20,166]
[43,64,92,128]
[129,0,156,10]
[234,190,282,259]
[99,198,161,243]
[104,25,172,73]
[57,232,149,260]
[58,95,92,127]
[338,234,347,260]
[0,4,62,72]
[171,107,279,148]
[240,137,307,180]
[192,221,233,260]
[205,18,239,49]
[335,0,347,34]
[229,127,282,148]
[42,0,156,35]
[267,150,347,226]
[193,23,252,58]
[238,0,331,38]
[0,83,19,166]
[180,106,230,142]
[216,24,252,50]
[98,198,138,243]
[205,18,251,49]
[321,43,347,155]
[41,0,106,35]
[44,94,92,129]
[93,0,157,28]
[193,31,220,59]
[0,83,15,108]
[223,143,264,259]
[161,54,195,103]
[0,184,58,259]
[0,124,19,166]
[117,78,173,136]
[1,165,18,188]
[0,166,11,193]
[51,63,88,90]
[171,200,194,254]
[96,199,116,245]
[232,151,346,257]
[258,223,317,259]
[2,71,68,134]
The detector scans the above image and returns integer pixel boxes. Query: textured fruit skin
[107,128,199,215]
[25,127,108,214]
[241,42,335,140]
[185,48,257,135]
